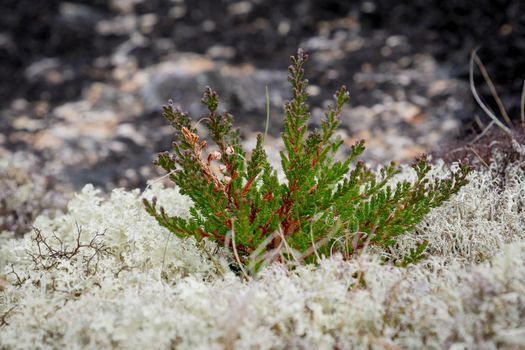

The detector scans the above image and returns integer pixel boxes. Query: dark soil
[0,0,523,198]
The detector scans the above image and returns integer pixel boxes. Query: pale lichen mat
[1,161,524,349]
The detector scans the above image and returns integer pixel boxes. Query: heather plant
[144,49,469,275]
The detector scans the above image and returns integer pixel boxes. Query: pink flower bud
[207,151,222,163]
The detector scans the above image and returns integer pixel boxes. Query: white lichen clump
[1,164,524,349]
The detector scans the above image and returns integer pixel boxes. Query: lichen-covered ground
[2,1,524,348]
[1,158,524,349]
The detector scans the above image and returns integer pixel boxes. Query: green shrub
[144,49,469,275]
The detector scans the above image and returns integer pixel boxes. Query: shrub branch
[144,49,469,275]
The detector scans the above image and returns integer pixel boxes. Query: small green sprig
[144,49,469,275]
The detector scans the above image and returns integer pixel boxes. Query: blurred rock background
[0,0,524,231]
